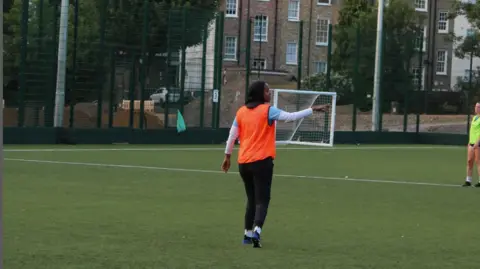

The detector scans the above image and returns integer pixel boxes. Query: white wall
[180,20,216,92]
[451,14,480,90]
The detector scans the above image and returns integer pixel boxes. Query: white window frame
[435,50,448,75]
[316,18,330,46]
[412,66,425,90]
[252,58,267,70]
[286,42,298,65]
[314,61,327,74]
[414,0,427,12]
[254,15,268,42]
[225,0,238,18]
[438,11,449,34]
[317,0,331,6]
[288,0,300,21]
[224,36,237,61]
[414,25,427,52]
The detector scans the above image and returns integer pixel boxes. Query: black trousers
[238,157,274,230]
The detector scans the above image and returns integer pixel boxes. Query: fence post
[212,14,220,128]
[245,19,252,103]
[326,24,333,91]
[378,28,386,132]
[467,35,475,134]
[179,8,188,116]
[139,0,149,129]
[353,26,360,132]
[297,21,303,90]
[34,0,45,127]
[200,25,208,128]
[324,24,333,136]
[45,4,59,127]
[165,13,172,129]
[403,41,411,133]
[18,0,30,127]
[69,0,79,128]
[215,12,225,129]
[37,0,44,54]
[108,50,116,128]
[95,0,108,128]
[416,30,424,134]
[129,53,136,128]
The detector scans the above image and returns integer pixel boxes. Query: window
[315,61,327,74]
[414,26,427,51]
[436,50,447,75]
[317,0,331,5]
[412,67,425,90]
[316,18,329,46]
[224,36,237,61]
[438,11,449,34]
[288,0,300,21]
[414,0,427,11]
[254,15,268,42]
[252,58,267,70]
[226,0,237,17]
[286,42,297,64]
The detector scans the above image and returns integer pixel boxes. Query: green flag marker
[177,110,186,133]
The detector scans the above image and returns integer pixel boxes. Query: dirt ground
[334,105,469,134]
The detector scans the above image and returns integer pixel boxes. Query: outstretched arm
[269,106,312,122]
[268,105,330,123]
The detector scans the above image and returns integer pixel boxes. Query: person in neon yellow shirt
[463,102,480,187]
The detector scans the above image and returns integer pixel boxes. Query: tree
[448,1,480,108]
[450,1,480,59]
[3,0,219,104]
[4,0,14,13]
[332,0,425,111]
[301,72,353,105]
[103,0,219,98]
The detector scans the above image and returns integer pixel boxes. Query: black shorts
[470,143,480,147]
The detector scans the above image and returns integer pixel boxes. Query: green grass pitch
[4,144,480,269]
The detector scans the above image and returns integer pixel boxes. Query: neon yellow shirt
[469,115,480,144]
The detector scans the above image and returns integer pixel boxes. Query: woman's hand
[221,155,231,173]
[312,104,330,112]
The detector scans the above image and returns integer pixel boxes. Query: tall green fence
[4,1,478,137]
[4,0,223,129]
[237,21,475,136]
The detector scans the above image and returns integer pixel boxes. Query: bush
[301,72,353,105]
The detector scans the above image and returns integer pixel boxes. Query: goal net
[270,89,337,147]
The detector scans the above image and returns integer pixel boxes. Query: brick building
[221,0,339,77]
[219,0,454,89]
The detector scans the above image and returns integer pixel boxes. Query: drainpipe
[427,0,438,95]
[273,0,279,70]
[237,0,243,66]
[306,0,314,76]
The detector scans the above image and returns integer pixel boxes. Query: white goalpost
[270,89,337,147]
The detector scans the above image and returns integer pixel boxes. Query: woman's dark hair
[245,81,266,108]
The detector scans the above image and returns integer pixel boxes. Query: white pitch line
[3,145,463,152]
[4,158,460,188]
